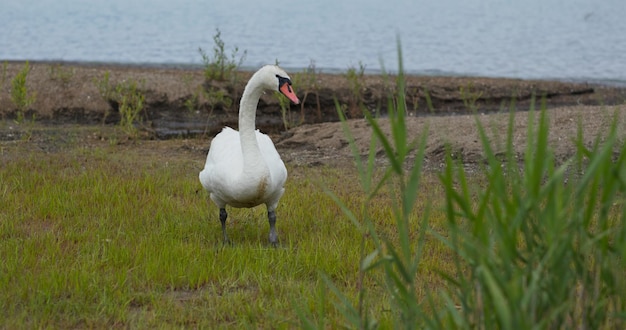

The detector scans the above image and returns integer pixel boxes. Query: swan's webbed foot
[219,208,229,244]
[268,210,278,247]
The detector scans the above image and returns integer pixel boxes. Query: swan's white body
[199,65,299,245]
[200,126,287,209]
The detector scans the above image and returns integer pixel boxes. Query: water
[2,0,626,84]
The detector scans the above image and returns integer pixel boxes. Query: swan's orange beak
[279,82,300,104]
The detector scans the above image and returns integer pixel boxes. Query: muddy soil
[1,61,625,168]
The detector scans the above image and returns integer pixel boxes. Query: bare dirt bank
[1,61,625,168]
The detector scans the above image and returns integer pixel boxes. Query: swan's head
[256,65,300,104]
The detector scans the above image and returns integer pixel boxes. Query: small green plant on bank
[272,59,296,130]
[48,63,75,86]
[186,86,233,114]
[115,80,145,137]
[423,86,435,112]
[345,61,367,118]
[10,61,36,123]
[459,82,483,112]
[181,74,202,113]
[298,42,626,328]
[186,85,234,137]
[204,88,232,110]
[292,60,323,123]
[93,70,113,102]
[275,90,292,130]
[93,71,146,136]
[408,86,436,115]
[93,70,114,122]
[184,91,200,113]
[0,61,7,115]
[197,28,244,116]
[199,28,247,83]
[1,61,7,85]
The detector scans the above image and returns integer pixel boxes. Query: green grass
[0,131,454,328]
[2,112,624,329]
[2,98,625,329]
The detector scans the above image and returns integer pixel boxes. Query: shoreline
[1,60,625,169]
[2,61,625,137]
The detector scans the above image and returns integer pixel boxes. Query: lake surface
[2,0,625,84]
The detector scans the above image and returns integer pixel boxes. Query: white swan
[199,65,300,245]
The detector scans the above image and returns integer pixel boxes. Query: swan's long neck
[238,73,268,173]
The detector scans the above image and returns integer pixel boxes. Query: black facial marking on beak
[276,74,293,92]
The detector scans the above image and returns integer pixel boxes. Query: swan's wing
[206,128,242,163]
[256,131,288,206]
[256,131,286,176]
[199,127,243,194]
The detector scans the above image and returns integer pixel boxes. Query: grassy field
[0,124,451,328]
[2,104,626,328]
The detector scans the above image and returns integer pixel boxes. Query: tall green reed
[299,41,626,329]
[298,40,430,329]
[434,99,626,329]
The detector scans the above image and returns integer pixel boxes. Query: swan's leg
[268,210,278,246]
[219,208,229,243]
